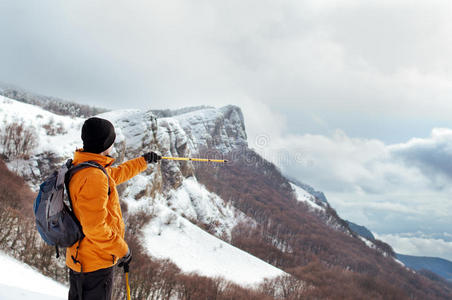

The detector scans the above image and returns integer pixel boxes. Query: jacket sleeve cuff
[117,240,129,260]
[139,156,147,171]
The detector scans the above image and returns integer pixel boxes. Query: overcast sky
[1,0,452,260]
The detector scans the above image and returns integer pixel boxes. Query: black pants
[68,267,114,300]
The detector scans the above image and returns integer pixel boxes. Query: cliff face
[98,105,247,192]
[170,105,248,153]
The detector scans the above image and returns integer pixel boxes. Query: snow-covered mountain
[0,94,351,285]
[347,220,452,282]
[0,83,107,117]
[2,94,452,298]
[0,96,407,278]
[0,96,284,285]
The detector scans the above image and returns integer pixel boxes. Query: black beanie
[81,117,116,154]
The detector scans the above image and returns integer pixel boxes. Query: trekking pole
[124,264,131,300]
[161,156,228,163]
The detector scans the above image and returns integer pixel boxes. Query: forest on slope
[196,148,452,299]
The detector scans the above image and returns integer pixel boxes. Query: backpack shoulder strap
[64,160,112,209]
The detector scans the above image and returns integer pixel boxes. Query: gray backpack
[33,159,110,258]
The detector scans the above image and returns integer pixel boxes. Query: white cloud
[261,126,452,193]
[254,128,425,193]
[240,97,288,150]
[375,233,452,261]
[390,128,452,187]
[2,0,452,122]
[252,127,452,250]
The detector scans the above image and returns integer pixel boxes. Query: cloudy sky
[1,0,452,260]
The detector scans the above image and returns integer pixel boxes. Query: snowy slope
[0,252,67,300]
[0,96,285,286]
[143,203,284,285]
[0,96,83,183]
[290,182,326,212]
[96,106,286,284]
[0,96,83,157]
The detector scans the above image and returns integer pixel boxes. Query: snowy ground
[0,252,67,300]
[143,204,285,286]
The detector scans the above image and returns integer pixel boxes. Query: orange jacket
[66,150,147,273]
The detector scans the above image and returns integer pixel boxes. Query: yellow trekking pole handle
[125,272,131,300]
[123,263,131,300]
[161,156,228,163]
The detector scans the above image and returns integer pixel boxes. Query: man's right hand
[142,152,162,163]
[117,249,132,268]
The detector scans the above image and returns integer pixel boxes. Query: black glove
[142,152,162,163]
[117,249,132,269]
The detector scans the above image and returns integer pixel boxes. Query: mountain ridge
[396,254,452,282]
[346,219,452,282]
[0,82,108,118]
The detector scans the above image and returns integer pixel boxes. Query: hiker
[67,117,161,300]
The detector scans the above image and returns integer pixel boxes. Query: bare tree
[1,120,38,159]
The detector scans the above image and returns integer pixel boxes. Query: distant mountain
[346,221,376,241]
[0,82,108,117]
[397,254,452,282]
[346,220,452,283]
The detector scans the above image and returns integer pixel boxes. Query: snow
[141,177,284,286]
[157,117,195,157]
[0,96,286,288]
[166,177,245,237]
[0,252,67,300]
[143,205,285,286]
[394,258,406,267]
[358,236,376,249]
[0,96,83,158]
[174,108,223,151]
[290,183,325,211]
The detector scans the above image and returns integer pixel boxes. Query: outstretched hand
[142,152,162,163]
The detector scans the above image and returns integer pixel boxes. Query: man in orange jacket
[67,117,160,300]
